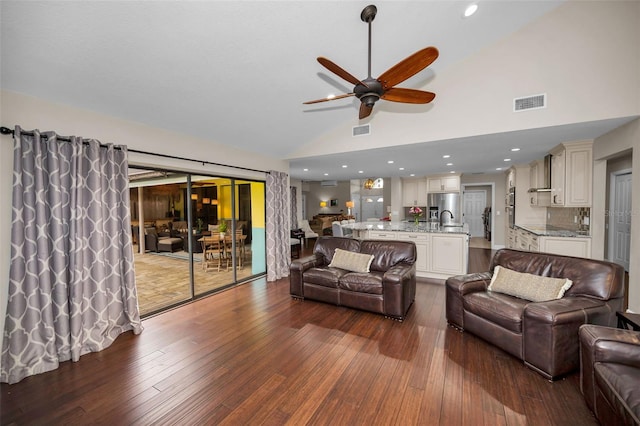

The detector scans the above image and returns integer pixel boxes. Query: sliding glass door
[129,170,266,317]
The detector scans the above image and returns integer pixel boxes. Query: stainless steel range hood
[528,154,552,193]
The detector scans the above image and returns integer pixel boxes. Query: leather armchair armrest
[289,254,322,297]
[580,324,640,411]
[445,272,492,329]
[382,263,416,320]
[580,324,640,368]
[447,272,492,295]
[523,297,612,379]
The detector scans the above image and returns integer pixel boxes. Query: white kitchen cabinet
[397,233,429,272]
[550,141,592,207]
[402,178,427,207]
[539,237,591,258]
[366,230,397,239]
[507,227,517,249]
[517,228,530,251]
[430,233,468,275]
[427,175,460,193]
[506,168,516,189]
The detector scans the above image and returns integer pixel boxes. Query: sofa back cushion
[360,240,416,272]
[313,236,361,266]
[490,249,624,300]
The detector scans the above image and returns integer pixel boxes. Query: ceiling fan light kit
[304,4,439,119]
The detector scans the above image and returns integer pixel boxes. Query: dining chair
[201,233,228,272]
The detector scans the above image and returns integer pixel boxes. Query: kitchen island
[342,221,470,279]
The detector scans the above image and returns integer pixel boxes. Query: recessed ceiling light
[358,170,364,174]
[324,173,329,176]
[511,148,521,152]
[342,165,348,168]
[464,3,478,18]
[303,168,308,172]
[410,173,415,177]
[442,154,451,159]
[387,160,394,164]
[496,167,503,171]
[450,170,456,174]
[446,162,453,166]
[399,167,405,171]
[504,158,511,162]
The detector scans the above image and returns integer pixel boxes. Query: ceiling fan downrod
[361,5,377,79]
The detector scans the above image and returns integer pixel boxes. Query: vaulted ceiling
[2,1,638,181]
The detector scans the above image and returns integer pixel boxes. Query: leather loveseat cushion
[303,267,348,288]
[463,291,528,333]
[338,271,384,295]
[360,240,416,272]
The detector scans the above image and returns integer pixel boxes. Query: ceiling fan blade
[303,93,355,105]
[359,103,373,119]
[317,57,365,87]
[377,46,439,89]
[381,88,436,104]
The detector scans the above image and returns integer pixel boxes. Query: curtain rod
[127,149,269,174]
[1,126,270,174]
[0,125,120,148]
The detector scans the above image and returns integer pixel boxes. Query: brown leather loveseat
[290,236,416,321]
[579,324,640,425]
[446,249,624,380]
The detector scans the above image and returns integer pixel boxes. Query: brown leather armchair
[579,324,640,425]
[446,249,625,380]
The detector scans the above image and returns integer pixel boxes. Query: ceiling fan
[303,4,439,119]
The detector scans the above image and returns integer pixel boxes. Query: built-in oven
[507,187,515,207]
[506,187,515,228]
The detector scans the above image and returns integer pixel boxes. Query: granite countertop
[516,224,591,238]
[343,221,470,235]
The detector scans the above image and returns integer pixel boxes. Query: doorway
[608,169,632,271]
[463,190,487,237]
[462,183,495,250]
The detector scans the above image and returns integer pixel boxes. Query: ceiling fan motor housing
[355,78,383,107]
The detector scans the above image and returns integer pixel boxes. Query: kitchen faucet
[439,210,454,226]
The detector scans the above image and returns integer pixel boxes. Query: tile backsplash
[547,207,591,232]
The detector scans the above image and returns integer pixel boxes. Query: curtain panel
[265,171,290,281]
[290,186,298,229]
[1,126,142,384]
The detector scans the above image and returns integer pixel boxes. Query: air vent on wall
[514,93,546,112]
[353,124,371,137]
[321,180,338,187]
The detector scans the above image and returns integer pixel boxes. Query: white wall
[0,90,289,347]
[304,181,351,218]
[593,118,640,313]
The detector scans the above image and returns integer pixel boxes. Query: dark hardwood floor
[0,247,599,425]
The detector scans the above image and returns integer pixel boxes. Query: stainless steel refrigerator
[427,193,462,226]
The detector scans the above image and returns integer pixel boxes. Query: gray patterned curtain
[266,170,290,280]
[1,126,143,384]
[290,186,298,229]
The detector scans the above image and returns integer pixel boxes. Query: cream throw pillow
[488,265,573,302]
[328,248,374,273]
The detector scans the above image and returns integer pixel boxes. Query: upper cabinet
[402,177,427,207]
[427,175,461,193]
[549,141,593,207]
